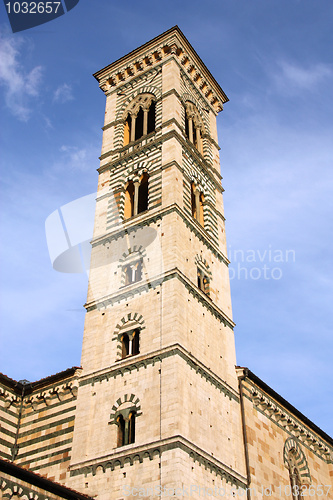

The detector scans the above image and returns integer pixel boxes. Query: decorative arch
[120,87,160,146]
[109,394,142,448]
[117,86,161,121]
[283,438,311,484]
[123,161,150,220]
[112,313,146,359]
[182,95,207,155]
[113,313,146,339]
[119,246,147,288]
[181,92,207,131]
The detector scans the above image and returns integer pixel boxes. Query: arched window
[116,411,136,447]
[135,107,144,141]
[191,182,205,227]
[147,101,156,134]
[184,102,204,155]
[197,268,210,296]
[123,94,156,146]
[128,411,136,445]
[138,172,149,214]
[121,329,140,359]
[289,465,302,500]
[123,113,131,146]
[123,259,143,286]
[124,173,149,220]
[117,414,125,447]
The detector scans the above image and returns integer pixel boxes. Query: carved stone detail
[251,387,333,462]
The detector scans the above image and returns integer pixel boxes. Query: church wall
[0,382,19,461]
[239,374,333,499]
[1,371,80,484]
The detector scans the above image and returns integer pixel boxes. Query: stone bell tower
[69,26,247,499]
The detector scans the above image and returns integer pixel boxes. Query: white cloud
[273,60,332,92]
[53,83,74,103]
[59,145,92,172]
[0,29,43,121]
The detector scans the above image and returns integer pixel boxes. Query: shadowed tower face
[69,26,247,499]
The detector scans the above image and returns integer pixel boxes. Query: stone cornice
[0,382,78,411]
[91,203,229,265]
[93,26,228,113]
[84,266,234,329]
[78,343,238,402]
[241,377,333,464]
[98,128,223,191]
[69,434,246,489]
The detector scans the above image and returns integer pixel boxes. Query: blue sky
[0,0,332,437]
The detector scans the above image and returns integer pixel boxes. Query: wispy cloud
[0,29,43,121]
[60,145,90,171]
[273,60,332,93]
[53,83,74,103]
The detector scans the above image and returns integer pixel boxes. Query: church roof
[0,367,81,395]
[0,458,93,500]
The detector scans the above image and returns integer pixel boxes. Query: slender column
[128,338,133,356]
[188,117,193,143]
[196,127,201,152]
[131,114,136,142]
[124,420,129,445]
[134,180,140,216]
[195,189,200,222]
[143,107,148,135]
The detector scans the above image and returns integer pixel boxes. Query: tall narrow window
[199,192,205,227]
[184,102,203,154]
[191,182,204,227]
[197,268,210,296]
[138,173,149,214]
[185,110,189,140]
[132,329,140,355]
[121,333,130,358]
[147,101,156,134]
[128,411,136,444]
[124,181,135,219]
[123,113,131,146]
[191,182,197,219]
[135,107,144,141]
[117,415,125,447]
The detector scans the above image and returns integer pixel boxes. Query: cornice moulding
[93,26,228,113]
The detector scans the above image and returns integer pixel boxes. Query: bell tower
[69,26,247,498]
